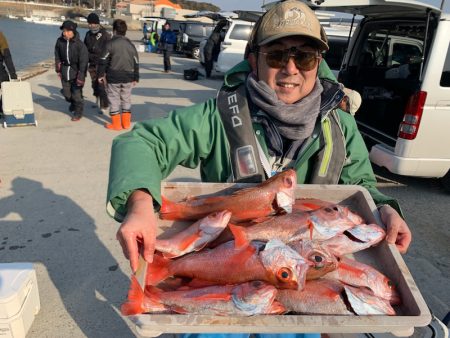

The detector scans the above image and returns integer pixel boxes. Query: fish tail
[121,275,145,316]
[229,223,249,249]
[146,254,171,285]
[160,195,185,220]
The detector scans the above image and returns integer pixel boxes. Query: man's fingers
[142,240,155,264]
[386,221,399,244]
[123,234,140,273]
[116,233,130,259]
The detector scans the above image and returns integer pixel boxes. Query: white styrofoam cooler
[0,263,40,338]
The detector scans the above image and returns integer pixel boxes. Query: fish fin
[192,293,232,301]
[269,300,287,314]
[301,203,322,211]
[178,231,203,251]
[121,275,145,316]
[146,254,171,285]
[159,196,185,220]
[229,223,248,249]
[229,245,256,266]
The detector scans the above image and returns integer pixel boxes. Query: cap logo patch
[272,7,311,32]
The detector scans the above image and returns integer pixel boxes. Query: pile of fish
[121,170,400,317]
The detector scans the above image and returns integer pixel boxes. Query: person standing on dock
[98,19,139,131]
[84,12,111,115]
[54,20,89,122]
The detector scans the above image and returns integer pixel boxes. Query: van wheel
[441,170,450,193]
[192,47,200,59]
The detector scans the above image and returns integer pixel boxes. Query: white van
[214,19,255,73]
[315,0,450,191]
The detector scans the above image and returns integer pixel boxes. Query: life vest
[217,80,347,184]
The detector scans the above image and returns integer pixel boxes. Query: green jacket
[107,61,401,221]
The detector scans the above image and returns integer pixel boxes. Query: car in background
[166,19,215,59]
[316,0,450,190]
[199,17,258,74]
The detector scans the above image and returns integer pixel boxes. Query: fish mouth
[275,191,295,214]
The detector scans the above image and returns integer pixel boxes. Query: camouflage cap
[253,0,329,51]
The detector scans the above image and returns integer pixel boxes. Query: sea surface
[0,18,88,71]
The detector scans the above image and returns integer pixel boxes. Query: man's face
[88,23,100,31]
[249,36,321,104]
[63,29,74,40]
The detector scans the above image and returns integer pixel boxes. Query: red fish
[321,223,386,256]
[325,257,401,305]
[121,276,285,316]
[276,279,353,315]
[227,205,363,244]
[155,210,231,258]
[344,285,396,315]
[159,169,297,222]
[146,239,310,291]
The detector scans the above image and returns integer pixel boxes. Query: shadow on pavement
[0,177,135,338]
[34,84,110,127]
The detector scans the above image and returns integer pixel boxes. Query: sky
[204,0,449,13]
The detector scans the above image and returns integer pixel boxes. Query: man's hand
[57,72,62,79]
[116,190,157,273]
[379,205,412,254]
[132,81,137,87]
[76,78,85,87]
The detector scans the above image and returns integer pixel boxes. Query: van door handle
[222,42,231,46]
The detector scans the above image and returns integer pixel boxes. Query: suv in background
[166,20,215,59]
[316,0,450,191]
[199,18,257,74]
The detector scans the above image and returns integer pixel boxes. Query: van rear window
[440,43,450,87]
[229,24,253,41]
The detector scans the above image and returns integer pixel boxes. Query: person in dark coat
[55,20,89,121]
[0,31,17,114]
[203,20,227,78]
[159,22,177,73]
[84,12,111,115]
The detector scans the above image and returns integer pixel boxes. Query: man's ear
[248,52,258,74]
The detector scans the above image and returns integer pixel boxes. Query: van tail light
[398,91,427,140]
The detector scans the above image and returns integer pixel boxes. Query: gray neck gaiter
[246,73,323,141]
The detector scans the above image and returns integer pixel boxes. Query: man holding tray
[106,1,412,328]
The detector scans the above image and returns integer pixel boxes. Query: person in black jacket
[55,20,89,122]
[84,12,111,115]
[98,19,139,131]
[0,31,17,115]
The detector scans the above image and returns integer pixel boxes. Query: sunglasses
[258,47,321,71]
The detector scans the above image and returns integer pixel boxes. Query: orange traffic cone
[122,111,132,129]
[105,114,123,131]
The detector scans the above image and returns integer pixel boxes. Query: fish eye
[310,254,325,269]
[313,255,323,262]
[277,268,292,281]
[387,280,393,288]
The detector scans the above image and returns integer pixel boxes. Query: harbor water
[0,18,88,71]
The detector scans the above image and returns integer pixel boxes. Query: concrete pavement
[0,32,448,338]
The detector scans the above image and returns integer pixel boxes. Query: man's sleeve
[97,41,111,77]
[338,112,403,216]
[107,99,220,222]
[133,46,139,82]
[54,40,61,73]
[78,43,89,81]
